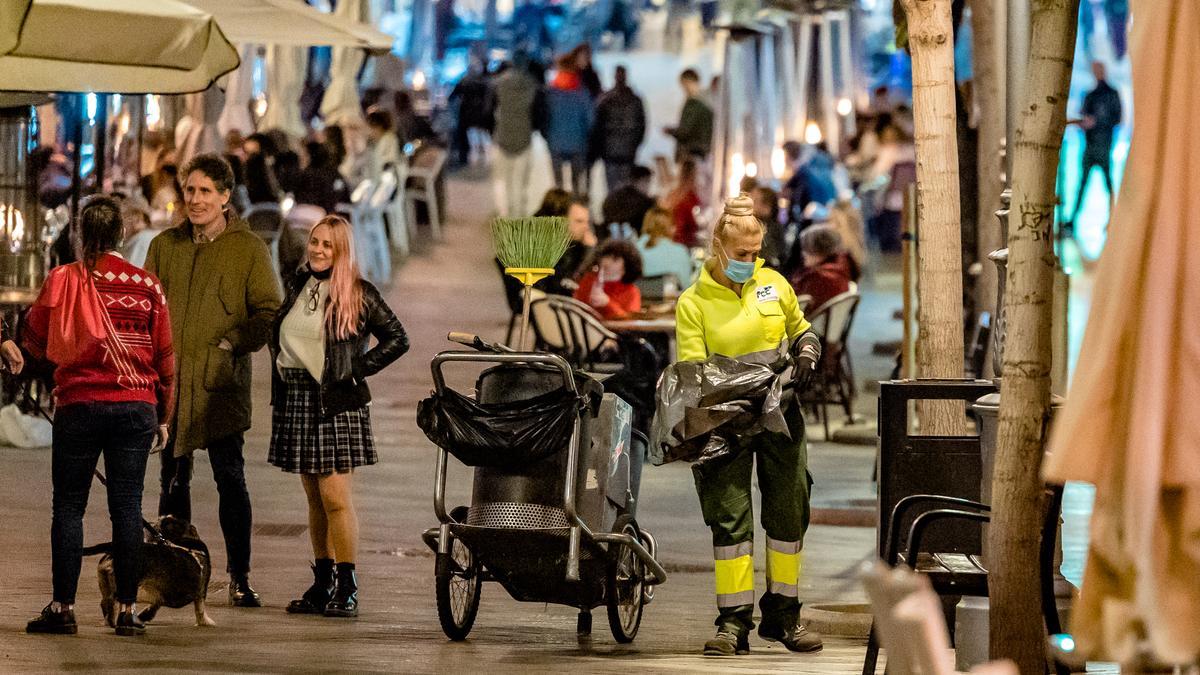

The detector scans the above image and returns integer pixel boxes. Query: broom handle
[519,284,533,350]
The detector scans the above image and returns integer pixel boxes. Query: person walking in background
[144,154,282,608]
[492,51,542,218]
[574,239,643,320]
[544,55,595,196]
[664,69,714,163]
[593,65,647,192]
[272,215,408,619]
[601,165,655,240]
[1068,60,1122,232]
[23,196,175,637]
[450,55,495,167]
[636,206,694,290]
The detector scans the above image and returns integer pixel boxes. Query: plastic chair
[802,289,861,438]
[349,178,393,285]
[405,146,448,241]
[383,161,411,256]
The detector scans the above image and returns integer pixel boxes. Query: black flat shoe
[229,576,263,608]
[26,605,77,635]
[115,610,146,637]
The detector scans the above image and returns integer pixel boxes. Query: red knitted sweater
[23,254,176,421]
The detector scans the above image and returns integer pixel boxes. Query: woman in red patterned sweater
[23,195,175,638]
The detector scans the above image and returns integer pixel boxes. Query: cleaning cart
[417,333,666,643]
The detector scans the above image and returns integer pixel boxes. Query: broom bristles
[492,217,571,270]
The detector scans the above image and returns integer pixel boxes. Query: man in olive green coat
[144,153,281,607]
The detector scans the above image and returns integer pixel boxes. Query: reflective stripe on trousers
[714,541,754,608]
[766,538,802,597]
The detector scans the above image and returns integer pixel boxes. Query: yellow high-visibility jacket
[675,259,810,362]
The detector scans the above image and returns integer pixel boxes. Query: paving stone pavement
[0,174,898,673]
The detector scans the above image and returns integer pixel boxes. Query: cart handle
[429,350,578,397]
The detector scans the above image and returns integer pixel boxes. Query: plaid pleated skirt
[269,368,377,474]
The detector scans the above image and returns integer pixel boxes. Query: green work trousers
[692,403,812,635]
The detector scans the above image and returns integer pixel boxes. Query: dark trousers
[551,151,590,196]
[159,433,253,575]
[51,402,156,604]
[1071,152,1114,223]
[604,160,634,193]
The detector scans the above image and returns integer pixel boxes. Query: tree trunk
[971,0,1005,377]
[902,0,966,435]
[987,0,1079,672]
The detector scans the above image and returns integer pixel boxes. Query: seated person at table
[636,207,694,292]
[541,193,597,296]
[574,239,643,320]
[790,224,852,314]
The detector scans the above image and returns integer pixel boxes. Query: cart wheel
[606,515,645,644]
[436,507,481,641]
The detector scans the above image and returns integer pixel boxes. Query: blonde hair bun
[723,193,755,218]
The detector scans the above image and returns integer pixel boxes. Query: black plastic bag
[417,385,588,469]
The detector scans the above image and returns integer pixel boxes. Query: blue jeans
[52,402,156,604]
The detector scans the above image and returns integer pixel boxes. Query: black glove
[792,353,817,391]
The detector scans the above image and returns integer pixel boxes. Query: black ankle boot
[228,574,263,608]
[324,563,357,618]
[287,559,336,614]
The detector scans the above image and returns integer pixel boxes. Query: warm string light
[1,204,26,252]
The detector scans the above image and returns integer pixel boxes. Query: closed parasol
[0,0,239,94]
[1042,0,1200,664]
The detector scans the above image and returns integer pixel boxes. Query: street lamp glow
[412,70,427,91]
[805,122,823,145]
[86,93,98,123]
[253,96,268,118]
[728,152,744,198]
[837,97,853,117]
[745,162,758,178]
[145,95,162,130]
[771,147,786,178]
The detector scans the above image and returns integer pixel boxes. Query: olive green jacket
[144,215,282,455]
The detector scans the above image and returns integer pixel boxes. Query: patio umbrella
[259,44,306,138]
[176,83,224,165]
[217,44,256,137]
[1043,0,1200,664]
[0,0,239,94]
[185,0,392,50]
[319,0,376,127]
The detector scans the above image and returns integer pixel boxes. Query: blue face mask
[724,258,756,283]
[718,242,756,283]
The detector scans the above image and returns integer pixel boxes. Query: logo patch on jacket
[755,285,780,303]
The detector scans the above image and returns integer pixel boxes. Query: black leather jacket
[270,267,409,419]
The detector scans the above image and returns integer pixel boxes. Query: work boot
[758,623,823,653]
[702,629,750,656]
[324,563,358,618]
[25,604,77,635]
[287,559,336,614]
[115,609,146,637]
[229,575,263,608]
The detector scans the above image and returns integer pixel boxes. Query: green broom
[492,216,571,349]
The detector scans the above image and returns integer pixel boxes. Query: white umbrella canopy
[319,0,372,127]
[0,0,240,94]
[185,0,392,49]
[259,44,306,138]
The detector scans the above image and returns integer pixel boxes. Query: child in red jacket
[574,239,644,320]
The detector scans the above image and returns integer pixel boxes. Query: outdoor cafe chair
[348,177,393,285]
[383,161,412,256]
[800,288,862,439]
[529,295,624,373]
[863,485,1068,675]
[405,145,448,241]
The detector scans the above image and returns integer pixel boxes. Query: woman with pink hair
[268,215,409,618]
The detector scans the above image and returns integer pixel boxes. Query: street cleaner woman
[673,193,823,656]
